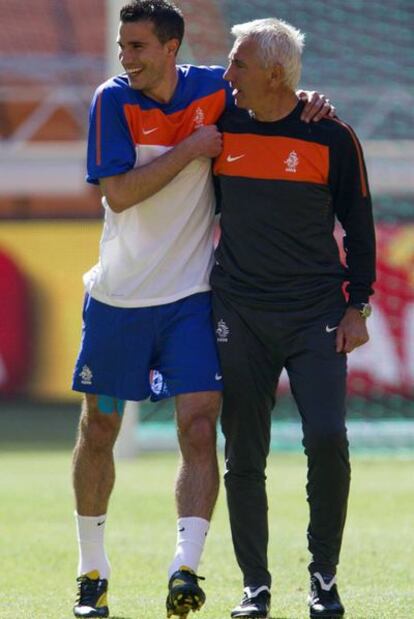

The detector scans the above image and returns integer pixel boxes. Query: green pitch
[1,450,413,618]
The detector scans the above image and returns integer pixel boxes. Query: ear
[166,38,180,56]
[269,64,283,85]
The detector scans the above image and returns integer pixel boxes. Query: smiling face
[117,19,178,98]
[224,37,275,113]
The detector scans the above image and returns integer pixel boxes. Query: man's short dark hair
[120,0,184,50]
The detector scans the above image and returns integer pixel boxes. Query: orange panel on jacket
[214,133,329,183]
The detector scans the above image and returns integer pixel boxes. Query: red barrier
[0,249,31,395]
[345,224,414,396]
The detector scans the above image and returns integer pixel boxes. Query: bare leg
[175,391,221,520]
[72,394,122,516]
[167,390,221,583]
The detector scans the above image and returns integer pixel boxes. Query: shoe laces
[193,572,205,583]
[243,585,270,600]
[311,573,338,604]
[76,574,103,605]
[176,567,205,584]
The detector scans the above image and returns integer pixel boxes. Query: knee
[78,398,120,452]
[303,430,350,477]
[224,453,267,482]
[303,430,349,453]
[178,407,217,454]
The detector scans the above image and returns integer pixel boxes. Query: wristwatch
[350,302,372,318]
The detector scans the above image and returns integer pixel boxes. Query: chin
[235,98,248,110]
[127,73,146,90]
[134,82,148,91]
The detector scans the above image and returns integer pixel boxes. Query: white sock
[75,512,111,580]
[168,517,210,578]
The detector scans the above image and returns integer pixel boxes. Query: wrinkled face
[224,37,272,112]
[117,20,177,95]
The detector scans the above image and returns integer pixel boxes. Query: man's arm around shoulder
[101,125,222,213]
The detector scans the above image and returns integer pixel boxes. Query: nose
[119,47,132,67]
[223,64,232,82]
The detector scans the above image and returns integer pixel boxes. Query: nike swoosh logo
[97,520,106,526]
[325,325,338,333]
[142,127,158,135]
[178,527,185,532]
[215,373,223,380]
[226,154,245,163]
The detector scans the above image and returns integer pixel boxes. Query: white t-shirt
[84,65,230,308]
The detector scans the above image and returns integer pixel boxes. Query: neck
[143,65,178,104]
[251,89,298,122]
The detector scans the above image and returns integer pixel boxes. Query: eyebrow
[117,38,145,46]
[229,54,245,66]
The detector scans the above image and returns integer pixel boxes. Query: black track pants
[212,290,350,588]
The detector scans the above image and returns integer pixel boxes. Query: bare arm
[100,125,222,213]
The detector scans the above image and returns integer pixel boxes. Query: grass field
[1,449,413,619]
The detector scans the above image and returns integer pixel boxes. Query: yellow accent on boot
[80,571,108,608]
[74,570,109,618]
[170,566,195,588]
[82,570,100,580]
[94,592,108,609]
[166,565,205,618]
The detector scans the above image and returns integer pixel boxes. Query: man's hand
[336,307,369,354]
[297,90,336,123]
[100,125,222,212]
[185,125,223,159]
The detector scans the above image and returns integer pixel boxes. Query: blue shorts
[72,292,223,402]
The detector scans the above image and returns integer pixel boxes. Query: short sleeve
[86,84,137,184]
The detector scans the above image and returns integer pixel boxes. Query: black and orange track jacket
[212,100,376,312]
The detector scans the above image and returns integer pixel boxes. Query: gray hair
[231,18,305,90]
